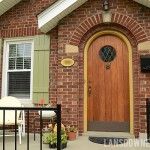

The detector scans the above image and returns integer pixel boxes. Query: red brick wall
[0,0,150,137]
[49,27,58,106]
[0,0,57,37]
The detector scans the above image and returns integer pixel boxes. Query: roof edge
[38,0,88,33]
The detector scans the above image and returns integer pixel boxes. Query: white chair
[0,96,25,144]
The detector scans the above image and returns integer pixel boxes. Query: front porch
[0,99,150,149]
[0,133,150,150]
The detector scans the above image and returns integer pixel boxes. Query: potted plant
[42,125,53,144]
[43,132,51,144]
[48,132,57,148]
[61,133,67,149]
[45,127,68,149]
[66,126,77,141]
[47,131,68,149]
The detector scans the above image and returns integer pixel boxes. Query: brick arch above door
[76,25,140,136]
[69,12,148,46]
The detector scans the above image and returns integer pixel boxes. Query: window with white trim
[3,40,33,99]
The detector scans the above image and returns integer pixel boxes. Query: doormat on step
[89,137,128,145]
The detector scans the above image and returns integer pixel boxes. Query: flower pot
[61,143,67,149]
[49,143,56,148]
[49,143,67,149]
[68,132,76,141]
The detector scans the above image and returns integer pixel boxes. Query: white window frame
[2,38,34,104]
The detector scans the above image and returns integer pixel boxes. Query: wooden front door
[87,35,130,132]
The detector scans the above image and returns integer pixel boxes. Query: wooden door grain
[87,35,130,131]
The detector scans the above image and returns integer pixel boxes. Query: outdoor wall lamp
[103,0,109,11]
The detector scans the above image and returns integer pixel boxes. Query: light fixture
[0,0,3,2]
[103,0,109,11]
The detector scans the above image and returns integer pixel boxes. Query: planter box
[49,143,67,149]
[62,143,67,149]
[49,143,56,148]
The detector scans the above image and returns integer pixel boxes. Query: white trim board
[2,38,34,105]
[133,0,150,8]
[38,0,88,33]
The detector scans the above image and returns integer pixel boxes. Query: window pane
[9,43,32,71]
[17,44,24,57]
[9,58,16,70]
[16,58,23,69]
[8,72,30,99]
[24,43,31,57]
[7,42,32,99]
[24,57,31,69]
[9,44,16,57]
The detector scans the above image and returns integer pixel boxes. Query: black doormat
[89,136,128,145]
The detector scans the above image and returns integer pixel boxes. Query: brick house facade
[0,0,150,137]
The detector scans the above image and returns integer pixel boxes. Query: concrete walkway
[0,132,150,150]
[67,132,150,150]
[67,136,150,150]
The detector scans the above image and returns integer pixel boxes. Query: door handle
[88,86,92,96]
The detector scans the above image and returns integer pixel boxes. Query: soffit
[133,0,150,8]
[0,0,21,16]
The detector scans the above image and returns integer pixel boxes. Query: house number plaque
[61,58,75,67]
